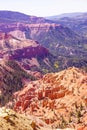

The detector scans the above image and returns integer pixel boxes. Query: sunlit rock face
[13,67,87,129]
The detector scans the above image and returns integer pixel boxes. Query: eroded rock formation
[13,67,87,129]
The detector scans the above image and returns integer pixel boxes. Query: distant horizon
[0,10,87,18]
[0,0,87,17]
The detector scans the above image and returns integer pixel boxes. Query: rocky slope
[0,107,76,130]
[0,107,54,130]
[0,22,87,70]
[0,11,87,70]
[13,67,87,129]
[0,10,51,23]
[25,23,87,71]
[0,59,38,106]
[46,12,87,38]
[0,107,34,130]
[0,32,59,73]
[1,22,86,56]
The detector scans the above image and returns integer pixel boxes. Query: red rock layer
[13,67,87,129]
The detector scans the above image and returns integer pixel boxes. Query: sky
[0,0,87,17]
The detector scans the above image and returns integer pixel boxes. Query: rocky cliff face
[0,22,87,70]
[0,32,38,51]
[0,11,87,70]
[13,67,87,129]
[0,32,58,73]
